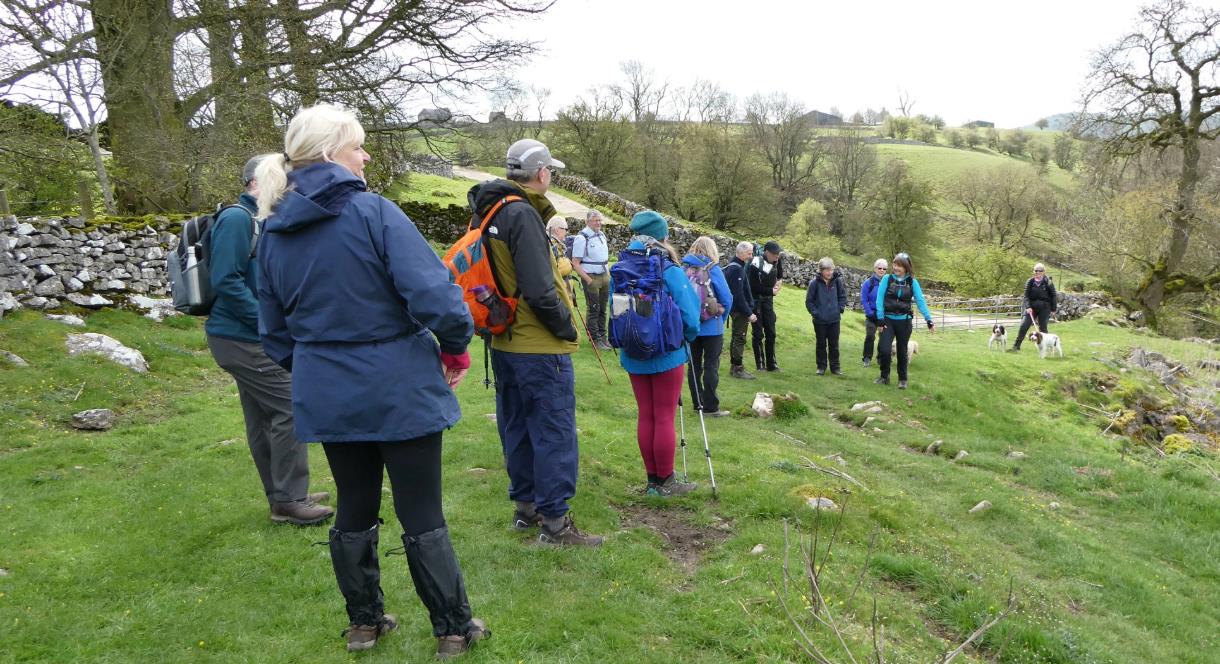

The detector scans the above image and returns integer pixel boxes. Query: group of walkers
[202,104,1058,660]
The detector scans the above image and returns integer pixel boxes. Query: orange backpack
[443,195,524,336]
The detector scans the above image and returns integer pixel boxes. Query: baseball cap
[506,139,565,174]
[242,155,264,186]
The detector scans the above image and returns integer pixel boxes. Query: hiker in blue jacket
[804,257,848,375]
[859,258,888,368]
[612,211,702,497]
[873,252,935,390]
[205,156,332,527]
[254,104,488,659]
[681,236,732,417]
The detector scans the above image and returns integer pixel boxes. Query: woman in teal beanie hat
[615,210,702,496]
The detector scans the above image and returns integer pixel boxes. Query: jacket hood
[468,178,557,222]
[681,254,713,268]
[265,163,366,234]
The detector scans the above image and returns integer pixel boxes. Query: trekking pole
[677,395,689,482]
[683,342,718,499]
[568,277,612,385]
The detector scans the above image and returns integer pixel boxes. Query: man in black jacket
[747,241,784,371]
[724,241,757,379]
[1011,262,1058,352]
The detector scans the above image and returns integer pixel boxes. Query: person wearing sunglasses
[1010,262,1057,352]
[872,252,934,389]
[859,258,888,368]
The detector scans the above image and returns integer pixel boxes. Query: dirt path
[453,166,594,220]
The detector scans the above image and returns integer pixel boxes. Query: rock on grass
[72,408,114,431]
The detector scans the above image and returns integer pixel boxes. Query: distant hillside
[1024,112,1077,131]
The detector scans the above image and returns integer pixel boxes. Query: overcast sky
[477,0,1175,127]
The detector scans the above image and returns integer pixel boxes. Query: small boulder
[750,544,765,555]
[71,408,114,431]
[752,392,775,418]
[968,500,992,514]
[1,350,28,367]
[851,401,884,412]
[925,440,943,455]
[1007,451,1027,460]
[46,313,85,326]
[65,333,148,372]
[807,496,838,511]
[953,450,969,462]
[1048,502,1061,511]
[65,293,113,308]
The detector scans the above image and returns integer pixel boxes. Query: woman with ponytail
[255,104,489,658]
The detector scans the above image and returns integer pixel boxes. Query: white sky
[478,0,1174,127]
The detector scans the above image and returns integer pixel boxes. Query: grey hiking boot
[730,366,756,380]
[436,618,490,660]
[874,377,889,385]
[271,500,334,526]
[344,615,398,652]
[512,509,543,531]
[898,380,908,390]
[538,514,604,547]
[647,475,697,497]
[862,358,872,368]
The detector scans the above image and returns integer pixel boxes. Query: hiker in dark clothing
[805,257,848,375]
[1011,262,1058,352]
[724,241,757,379]
[859,258,888,367]
[206,155,333,527]
[470,138,603,548]
[873,252,935,390]
[254,104,488,659]
[747,240,784,371]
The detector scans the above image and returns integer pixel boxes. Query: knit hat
[764,240,782,254]
[629,210,669,241]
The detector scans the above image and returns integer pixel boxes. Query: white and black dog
[988,324,1007,351]
[1029,331,1063,359]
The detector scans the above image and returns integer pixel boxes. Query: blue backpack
[609,247,684,360]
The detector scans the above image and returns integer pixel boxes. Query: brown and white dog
[988,324,1007,351]
[1029,331,1063,359]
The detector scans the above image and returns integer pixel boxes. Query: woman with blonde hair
[681,236,732,417]
[254,104,489,658]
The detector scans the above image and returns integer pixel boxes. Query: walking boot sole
[270,511,334,526]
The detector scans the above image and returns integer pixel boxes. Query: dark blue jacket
[724,257,754,317]
[805,271,847,324]
[204,193,260,342]
[257,163,474,443]
[860,274,882,319]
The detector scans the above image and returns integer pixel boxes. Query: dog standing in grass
[988,324,1007,351]
[1029,331,1063,358]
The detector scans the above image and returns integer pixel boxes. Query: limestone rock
[1,349,28,367]
[1048,502,1061,511]
[65,293,112,308]
[969,500,992,514]
[750,544,766,555]
[46,313,85,326]
[953,450,969,462]
[65,333,148,372]
[851,400,884,412]
[925,440,943,455]
[129,295,178,322]
[71,408,114,431]
[33,277,65,296]
[752,392,775,418]
[807,496,839,511]
[1007,451,1026,460]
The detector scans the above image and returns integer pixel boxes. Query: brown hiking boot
[344,614,398,652]
[270,500,334,526]
[436,618,490,660]
[511,509,543,531]
[538,514,604,547]
[308,491,331,504]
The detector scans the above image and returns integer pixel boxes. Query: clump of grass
[772,392,809,421]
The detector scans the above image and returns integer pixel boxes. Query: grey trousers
[583,272,610,342]
[207,335,309,503]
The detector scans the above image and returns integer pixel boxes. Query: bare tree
[1,0,115,213]
[1078,0,1220,327]
[675,78,735,124]
[744,92,823,209]
[897,89,916,117]
[822,126,878,234]
[613,60,667,123]
[949,165,1055,249]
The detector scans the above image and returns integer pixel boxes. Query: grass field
[384,172,477,206]
[874,144,1077,192]
[1,292,1217,663]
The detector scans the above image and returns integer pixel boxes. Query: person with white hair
[253,104,488,658]
[859,258,888,367]
[545,217,573,278]
[804,257,847,375]
[571,209,611,350]
[723,241,757,379]
[1010,262,1058,352]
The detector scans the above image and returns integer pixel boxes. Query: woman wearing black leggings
[872,252,935,389]
[254,105,486,659]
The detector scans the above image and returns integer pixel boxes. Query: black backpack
[166,204,259,316]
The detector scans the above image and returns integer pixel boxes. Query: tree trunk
[1136,132,1200,327]
[91,0,187,213]
[281,0,318,105]
[86,125,117,214]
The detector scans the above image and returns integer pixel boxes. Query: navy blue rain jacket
[805,271,847,324]
[257,163,474,443]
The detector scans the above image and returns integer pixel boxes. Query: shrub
[1162,433,1193,454]
[943,247,1029,297]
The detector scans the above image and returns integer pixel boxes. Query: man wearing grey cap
[467,139,603,547]
[205,156,333,526]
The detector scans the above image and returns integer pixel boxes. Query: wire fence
[925,295,1028,332]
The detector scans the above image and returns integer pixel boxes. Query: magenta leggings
[628,365,685,478]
